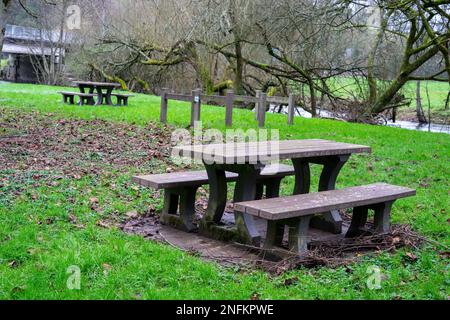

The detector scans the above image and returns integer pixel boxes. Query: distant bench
[133,164,295,232]
[235,183,416,254]
[60,91,134,106]
[111,93,134,106]
[59,91,96,105]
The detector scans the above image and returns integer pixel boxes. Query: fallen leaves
[96,220,111,229]
[0,108,173,176]
[404,252,418,262]
[125,210,139,219]
[102,263,112,276]
[283,276,299,286]
[68,214,85,229]
[89,197,99,204]
[250,292,260,300]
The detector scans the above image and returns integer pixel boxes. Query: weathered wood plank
[225,90,234,127]
[234,95,258,104]
[166,93,193,102]
[258,92,267,127]
[59,91,96,97]
[111,93,134,97]
[266,96,289,104]
[255,90,261,120]
[172,139,371,163]
[133,164,295,190]
[160,88,168,123]
[191,89,202,127]
[133,171,235,189]
[175,139,369,153]
[73,81,120,87]
[234,183,416,220]
[202,95,226,104]
[288,94,295,125]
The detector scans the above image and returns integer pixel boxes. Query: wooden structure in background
[160,88,297,127]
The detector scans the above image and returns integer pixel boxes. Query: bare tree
[26,0,71,85]
[360,0,450,113]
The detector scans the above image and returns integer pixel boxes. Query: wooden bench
[59,91,96,105]
[235,183,416,254]
[133,164,295,232]
[111,93,134,106]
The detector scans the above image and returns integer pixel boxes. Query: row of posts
[160,88,296,128]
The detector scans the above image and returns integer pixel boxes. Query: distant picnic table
[74,81,121,106]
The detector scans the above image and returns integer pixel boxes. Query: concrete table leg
[303,154,351,234]
[233,165,262,246]
[373,201,394,234]
[203,164,228,224]
[105,87,114,105]
[292,159,311,195]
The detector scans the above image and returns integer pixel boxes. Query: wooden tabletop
[172,139,371,164]
[73,81,121,87]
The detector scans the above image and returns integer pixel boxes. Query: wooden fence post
[288,94,295,125]
[191,89,202,127]
[255,90,261,120]
[225,90,234,127]
[258,92,267,127]
[160,88,168,123]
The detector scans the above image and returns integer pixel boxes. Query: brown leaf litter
[120,196,432,274]
[0,108,173,175]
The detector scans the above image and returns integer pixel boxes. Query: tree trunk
[416,81,427,123]
[308,79,317,117]
[0,0,12,51]
[367,8,387,105]
[228,0,244,95]
[371,74,408,114]
[445,91,450,110]
[233,39,244,94]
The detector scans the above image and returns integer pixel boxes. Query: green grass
[0,59,7,70]
[0,82,449,300]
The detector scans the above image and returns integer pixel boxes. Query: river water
[268,105,450,135]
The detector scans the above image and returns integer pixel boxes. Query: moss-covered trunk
[371,75,408,114]
[308,79,317,117]
[416,81,427,123]
[234,40,244,95]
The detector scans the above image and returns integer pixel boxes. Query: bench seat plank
[59,91,96,97]
[235,183,416,220]
[133,164,295,189]
[134,171,238,189]
[111,93,134,97]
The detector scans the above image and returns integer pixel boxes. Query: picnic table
[172,139,371,245]
[74,81,121,106]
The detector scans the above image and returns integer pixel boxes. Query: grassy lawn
[0,82,449,300]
